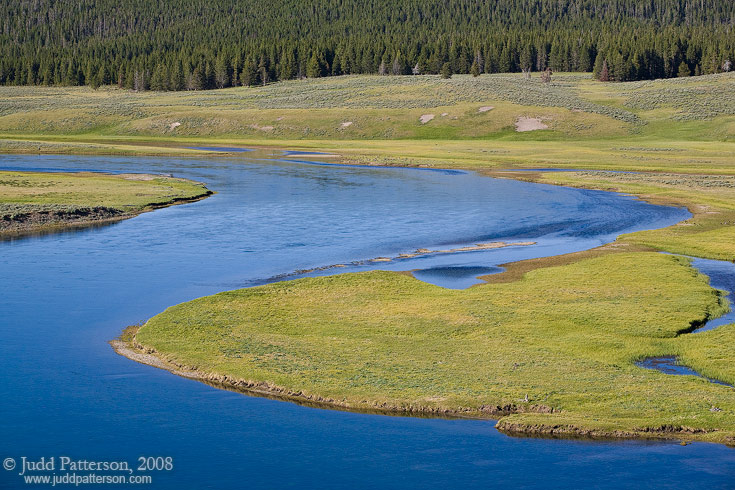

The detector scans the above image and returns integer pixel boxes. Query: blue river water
[1,152,734,489]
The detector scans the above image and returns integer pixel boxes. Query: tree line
[1,0,733,90]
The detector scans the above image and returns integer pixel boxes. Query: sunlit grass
[135,252,735,443]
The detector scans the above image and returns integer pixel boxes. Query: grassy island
[121,250,735,444]
[0,170,212,236]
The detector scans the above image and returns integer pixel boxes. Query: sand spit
[282,241,536,277]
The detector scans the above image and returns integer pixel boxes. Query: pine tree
[440,62,452,79]
[520,46,534,74]
[306,53,322,78]
[124,66,134,89]
[677,61,691,77]
[188,64,205,90]
[278,50,297,80]
[150,63,168,91]
[97,65,108,86]
[470,60,480,77]
[214,57,230,88]
[593,52,604,79]
[239,59,259,86]
[88,69,101,89]
[258,56,270,85]
[170,62,185,91]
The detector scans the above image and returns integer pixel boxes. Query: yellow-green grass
[0,170,211,235]
[132,252,735,443]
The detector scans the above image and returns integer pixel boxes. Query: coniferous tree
[599,60,610,81]
[440,62,452,79]
[170,62,185,91]
[214,57,230,88]
[470,59,480,77]
[305,53,319,78]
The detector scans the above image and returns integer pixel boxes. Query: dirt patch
[340,121,353,128]
[478,106,495,113]
[515,117,549,132]
[169,122,181,130]
[419,114,435,124]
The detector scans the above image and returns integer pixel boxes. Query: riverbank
[0,170,213,238]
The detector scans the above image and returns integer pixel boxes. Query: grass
[0,170,211,235]
[134,252,735,443]
[2,73,735,178]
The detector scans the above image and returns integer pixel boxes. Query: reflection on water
[0,218,123,242]
[1,153,733,489]
[412,265,503,289]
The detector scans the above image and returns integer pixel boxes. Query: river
[1,152,733,489]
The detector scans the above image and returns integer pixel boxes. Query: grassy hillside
[2,73,734,176]
[1,73,733,142]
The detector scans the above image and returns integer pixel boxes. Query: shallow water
[636,357,733,388]
[691,257,735,333]
[635,256,735,387]
[2,153,735,489]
